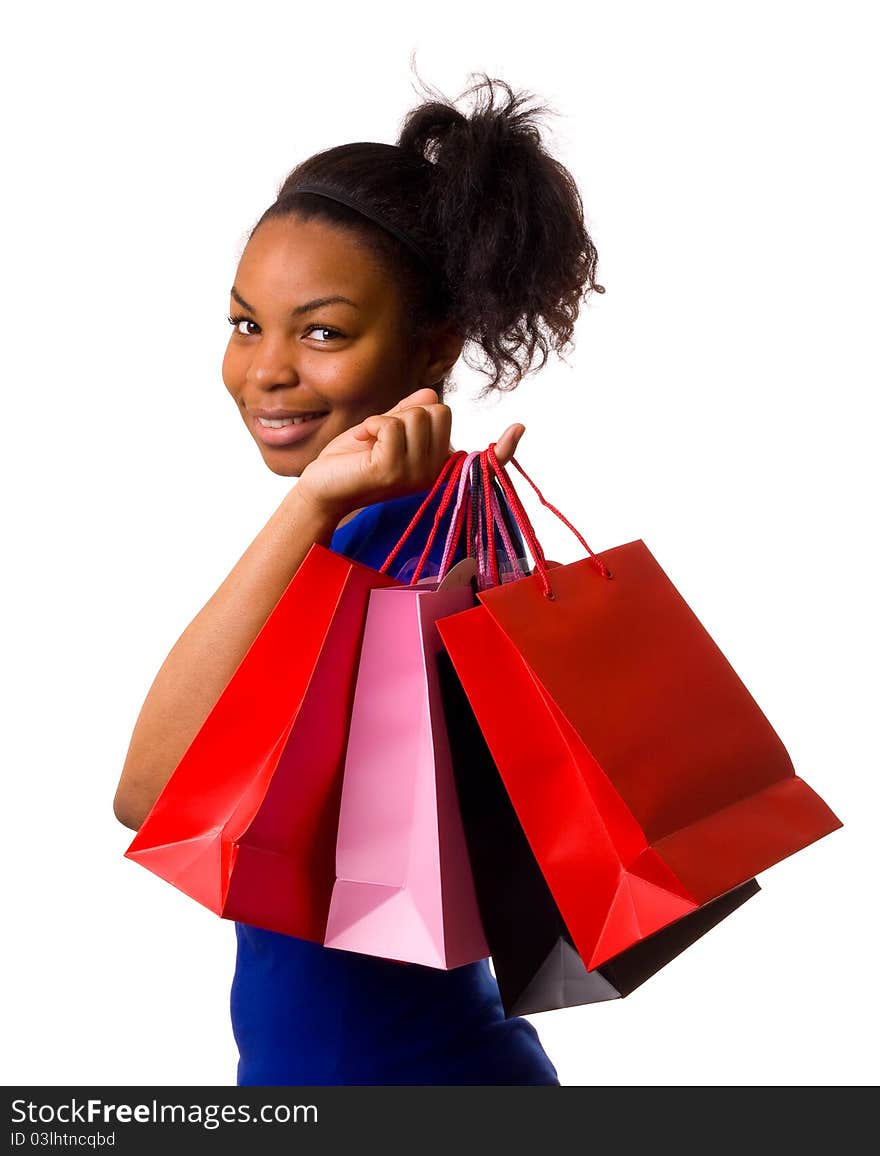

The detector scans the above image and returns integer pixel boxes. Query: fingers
[355,404,520,478]
[391,390,449,466]
[351,393,435,441]
[396,403,434,471]
[355,412,408,464]
[385,387,439,415]
[349,402,452,486]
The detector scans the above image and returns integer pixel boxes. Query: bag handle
[480,446,545,588]
[405,447,528,588]
[472,457,527,590]
[436,450,480,583]
[482,452,551,589]
[376,442,613,595]
[475,454,489,587]
[484,443,613,599]
[377,450,468,580]
[486,481,528,585]
[443,453,519,589]
[393,448,526,587]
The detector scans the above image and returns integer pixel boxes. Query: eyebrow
[230,286,360,316]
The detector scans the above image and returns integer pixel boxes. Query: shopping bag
[125,451,470,938]
[323,555,490,968]
[438,462,759,1012]
[436,447,842,971]
[124,545,400,939]
[436,647,760,1014]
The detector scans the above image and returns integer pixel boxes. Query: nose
[245,333,299,390]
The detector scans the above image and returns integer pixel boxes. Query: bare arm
[113,386,524,832]
[112,485,339,830]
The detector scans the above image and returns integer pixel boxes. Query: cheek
[305,344,408,407]
[317,362,374,403]
[221,342,245,397]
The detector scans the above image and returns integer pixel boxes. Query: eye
[304,324,343,342]
[227,314,259,336]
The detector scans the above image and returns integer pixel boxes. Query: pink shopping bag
[324,460,491,968]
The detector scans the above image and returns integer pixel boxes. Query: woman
[114,72,604,1085]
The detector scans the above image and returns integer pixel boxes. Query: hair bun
[392,73,603,396]
[398,74,547,170]
[397,100,468,165]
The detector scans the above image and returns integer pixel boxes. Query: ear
[417,321,465,388]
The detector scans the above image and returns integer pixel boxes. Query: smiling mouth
[255,411,329,427]
[250,410,330,447]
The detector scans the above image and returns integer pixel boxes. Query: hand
[296,387,527,522]
[296,388,451,522]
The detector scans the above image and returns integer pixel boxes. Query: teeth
[256,413,326,428]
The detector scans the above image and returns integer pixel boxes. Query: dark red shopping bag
[126,453,469,939]
[437,456,759,1014]
[436,447,842,972]
[437,645,760,1014]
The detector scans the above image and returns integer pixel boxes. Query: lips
[249,409,330,447]
[248,409,330,423]
[255,411,328,428]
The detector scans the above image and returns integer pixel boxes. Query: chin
[251,435,321,478]
[261,456,305,478]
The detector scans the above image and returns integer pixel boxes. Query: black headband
[294,183,436,272]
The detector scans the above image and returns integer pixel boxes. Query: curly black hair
[252,70,604,400]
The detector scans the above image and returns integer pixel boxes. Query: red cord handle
[377,450,468,580]
[482,480,528,586]
[375,443,613,597]
[484,444,613,599]
[437,451,480,583]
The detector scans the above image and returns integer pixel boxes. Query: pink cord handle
[475,457,488,587]
[437,450,481,583]
[487,485,528,583]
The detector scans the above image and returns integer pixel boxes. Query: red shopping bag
[436,457,761,1015]
[125,453,469,939]
[436,447,842,971]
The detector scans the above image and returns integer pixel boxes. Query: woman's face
[222,214,444,477]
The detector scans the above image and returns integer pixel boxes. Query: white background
[3,1,877,1088]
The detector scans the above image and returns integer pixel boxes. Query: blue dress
[230,482,560,1086]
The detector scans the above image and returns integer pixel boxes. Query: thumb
[493,423,526,468]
